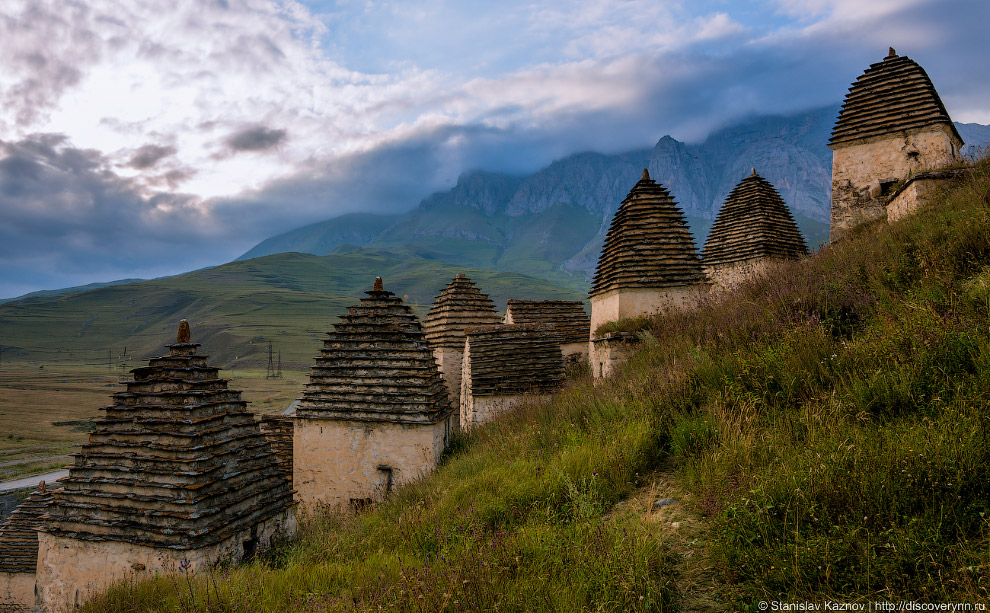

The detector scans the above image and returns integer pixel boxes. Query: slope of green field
[0,251,586,369]
[87,157,990,611]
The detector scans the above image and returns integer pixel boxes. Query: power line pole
[266,340,276,379]
[277,350,282,378]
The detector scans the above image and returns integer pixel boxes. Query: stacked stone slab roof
[40,323,293,549]
[702,170,808,268]
[423,274,500,349]
[830,48,962,147]
[297,277,451,424]
[0,482,56,573]
[504,300,590,344]
[259,415,293,481]
[463,324,565,396]
[591,169,707,297]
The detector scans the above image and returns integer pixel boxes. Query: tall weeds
[86,158,990,610]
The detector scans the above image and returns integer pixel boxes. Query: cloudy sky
[1,0,988,298]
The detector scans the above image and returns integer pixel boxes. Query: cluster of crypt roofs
[0,47,968,611]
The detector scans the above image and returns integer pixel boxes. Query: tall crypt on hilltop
[294,277,453,512]
[829,48,963,241]
[588,169,709,377]
[702,169,808,288]
[422,274,500,424]
[35,323,295,612]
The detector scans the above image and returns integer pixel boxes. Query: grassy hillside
[0,250,586,370]
[85,159,990,611]
[236,213,399,261]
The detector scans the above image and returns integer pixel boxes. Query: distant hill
[0,279,146,305]
[236,212,399,262]
[0,251,584,369]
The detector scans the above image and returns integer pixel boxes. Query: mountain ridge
[240,105,990,285]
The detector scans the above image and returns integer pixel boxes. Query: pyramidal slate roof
[0,481,56,573]
[504,300,589,344]
[702,170,808,268]
[41,323,293,549]
[830,48,961,147]
[297,277,451,424]
[463,324,564,396]
[591,169,707,298]
[423,274,500,349]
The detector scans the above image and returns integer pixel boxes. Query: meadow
[54,157,990,609]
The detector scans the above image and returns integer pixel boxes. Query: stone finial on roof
[641,168,650,181]
[888,46,896,58]
[590,173,707,297]
[702,171,807,268]
[423,274,500,349]
[829,50,961,147]
[177,319,191,344]
[751,168,756,176]
[38,480,45,493]
[373,276,384,291]
[298,278,450,424]
[41,332,293,549]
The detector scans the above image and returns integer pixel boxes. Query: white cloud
[1,0,988,297]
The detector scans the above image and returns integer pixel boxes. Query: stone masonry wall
[705,257,781,291]
[589,286,705,337]
[830,126,960,241]
[589,333,641,382]
[432,346,464,433]
[0,572,33,612]
[293,419,448,513]
[35,510,294,613]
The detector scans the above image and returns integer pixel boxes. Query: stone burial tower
[829,48,963,241]
[294,277,453,513]
[702,169,808,289]
[34,322,295,612]
[589,169,708,379]
[460,324,565,429]
[0,481,56,612]
[503,300,591,364]
[423,274,500,426]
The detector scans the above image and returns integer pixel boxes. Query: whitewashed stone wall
[35,510,294,612]
[293,419,448,513]
[830,126,960,241]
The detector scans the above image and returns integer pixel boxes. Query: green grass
[85,158,990,610]
[0,251,585,370]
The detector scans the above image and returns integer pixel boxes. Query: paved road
[0,470,70,492]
